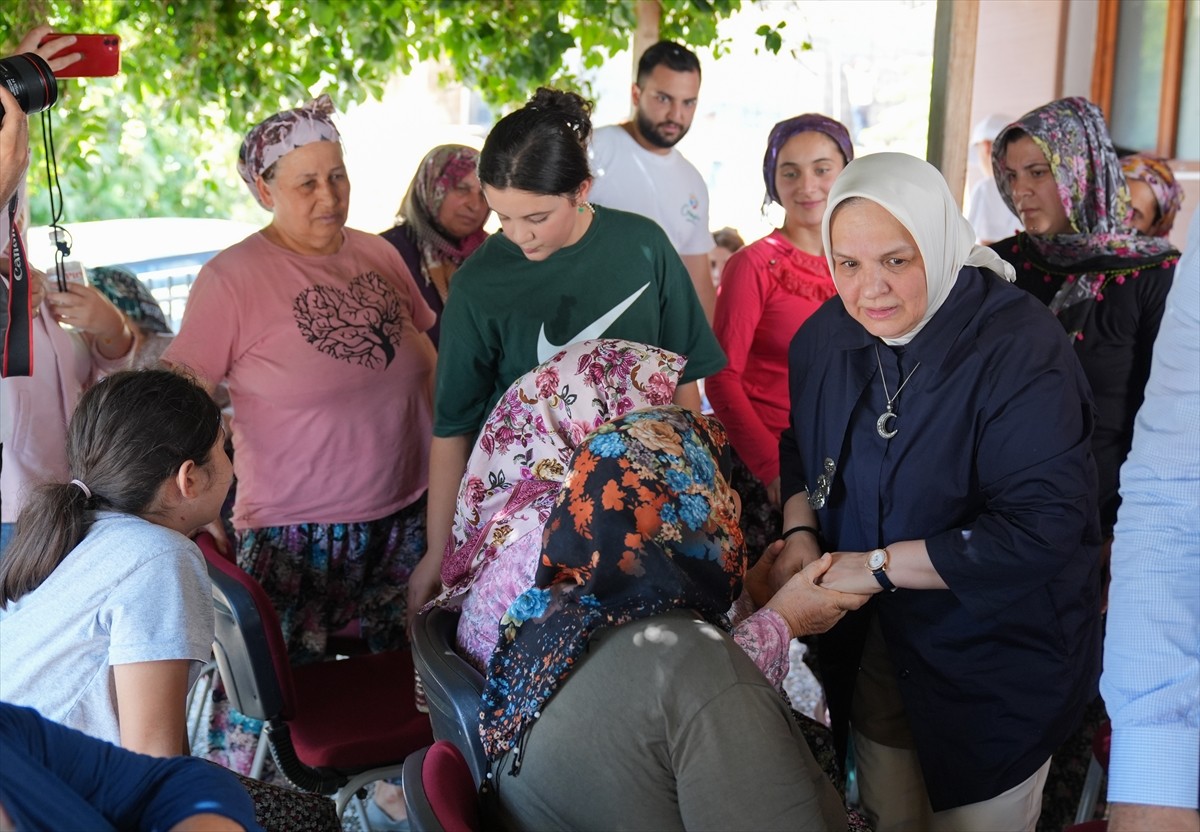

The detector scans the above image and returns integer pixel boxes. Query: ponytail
[0,369,221,606]
[0,483,92,603]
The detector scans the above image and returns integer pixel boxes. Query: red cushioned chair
[197,533,433,818]
[403,741,482,832]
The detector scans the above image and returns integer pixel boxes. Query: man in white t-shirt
[589,40,717,320]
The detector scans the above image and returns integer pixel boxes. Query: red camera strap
[3,194,33,377]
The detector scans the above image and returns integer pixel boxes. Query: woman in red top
[708,114,852,555]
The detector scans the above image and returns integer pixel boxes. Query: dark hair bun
[527,87,594,147]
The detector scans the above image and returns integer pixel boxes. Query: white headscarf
[821,152,1015,346]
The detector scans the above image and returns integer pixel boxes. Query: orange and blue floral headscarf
[991,97,1174,265]
[479,406,745,765]
[1120,153,1184,238]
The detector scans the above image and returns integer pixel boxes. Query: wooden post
[926,0,980,210]
[1157,0,1187,158]
[632,0,662,89]
[1090,0,1120,119]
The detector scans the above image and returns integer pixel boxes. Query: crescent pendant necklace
[874,344,921,439]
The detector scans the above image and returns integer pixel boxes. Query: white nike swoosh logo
[536,282,651,364]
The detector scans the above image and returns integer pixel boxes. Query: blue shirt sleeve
[0,703,261,831]
[1101,212,1200,810]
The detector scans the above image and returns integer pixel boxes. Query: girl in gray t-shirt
[0,369,232,756]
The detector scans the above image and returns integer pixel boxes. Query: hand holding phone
[38,33,120,78]
[15,25,80,74]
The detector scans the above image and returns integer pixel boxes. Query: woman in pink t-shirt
[707,114,852,557]
[163,98,435,822]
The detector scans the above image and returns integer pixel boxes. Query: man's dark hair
[636,41,702,86]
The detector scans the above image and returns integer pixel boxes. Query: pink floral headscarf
[436,339,685,602]
[238,94,342,207]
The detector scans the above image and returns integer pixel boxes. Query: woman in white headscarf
[771,153,1102,831]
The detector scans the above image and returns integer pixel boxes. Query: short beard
[635,108,688,149]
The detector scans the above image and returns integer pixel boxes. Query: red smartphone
[38,33,121,78]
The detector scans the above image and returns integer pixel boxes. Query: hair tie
[69,479,93,499]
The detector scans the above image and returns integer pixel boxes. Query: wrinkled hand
[200,519,232,557]
[765,476,782,508]
[767,533,822,594]
[0,87,30,206]
[405,551,445,637]
[817,550,883,595]
[17,25,83,73]
[45,282,125,336]
[1108,803,1200,832]
[744,539,785,610]
[764,553,871,638]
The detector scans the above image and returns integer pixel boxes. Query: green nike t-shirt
[434,206,725,437]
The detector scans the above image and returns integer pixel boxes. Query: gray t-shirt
[491,610,846,831]
[0,512,214,745]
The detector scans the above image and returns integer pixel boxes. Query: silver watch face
[867,548,887,570]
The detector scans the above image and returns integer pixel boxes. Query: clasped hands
[742,536,877,639]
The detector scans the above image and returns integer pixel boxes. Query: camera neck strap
[3,194,33,377]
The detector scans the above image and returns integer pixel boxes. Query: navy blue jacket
[781,267,1102,810]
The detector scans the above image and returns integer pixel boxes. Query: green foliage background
[2,0,775,224]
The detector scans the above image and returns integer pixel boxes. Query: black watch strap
[872,567,898,593]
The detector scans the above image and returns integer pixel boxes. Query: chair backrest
[196,532,297,723]
[410,606,488,787]
[403,741,481,832]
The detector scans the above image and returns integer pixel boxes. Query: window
[1094,0,1200,160]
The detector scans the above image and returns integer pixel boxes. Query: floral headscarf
[396,145,489,301]
[762,113,854,206]
[991,97,1175,265]
[1121,153,1184,238]
[479,406,745,764]
[437,340,686,602]
[237,94,342,208]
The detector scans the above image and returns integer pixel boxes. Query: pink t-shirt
[163,229,435,529]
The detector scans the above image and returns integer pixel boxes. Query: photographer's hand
[17,25,82,73]
[0,86,30,206]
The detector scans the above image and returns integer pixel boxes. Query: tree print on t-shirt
[292,271,406,368]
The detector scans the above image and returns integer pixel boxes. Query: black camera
[0,52,58,119]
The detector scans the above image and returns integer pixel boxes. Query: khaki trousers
[850,618,1051,831]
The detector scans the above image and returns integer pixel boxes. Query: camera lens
[0,53,59,118]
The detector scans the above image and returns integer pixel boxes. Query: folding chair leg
[186,663,216,754]
[1074,755,1104,824]
[334,763,406,818]
[249,729,270,780]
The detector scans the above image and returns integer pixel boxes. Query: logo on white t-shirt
[681,194,701,225]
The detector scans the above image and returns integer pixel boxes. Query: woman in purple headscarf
[707,114,852,555]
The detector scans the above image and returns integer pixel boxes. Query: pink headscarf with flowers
[238,94,342,207]
[1120,153,1185,238]
[435,339,685,603]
